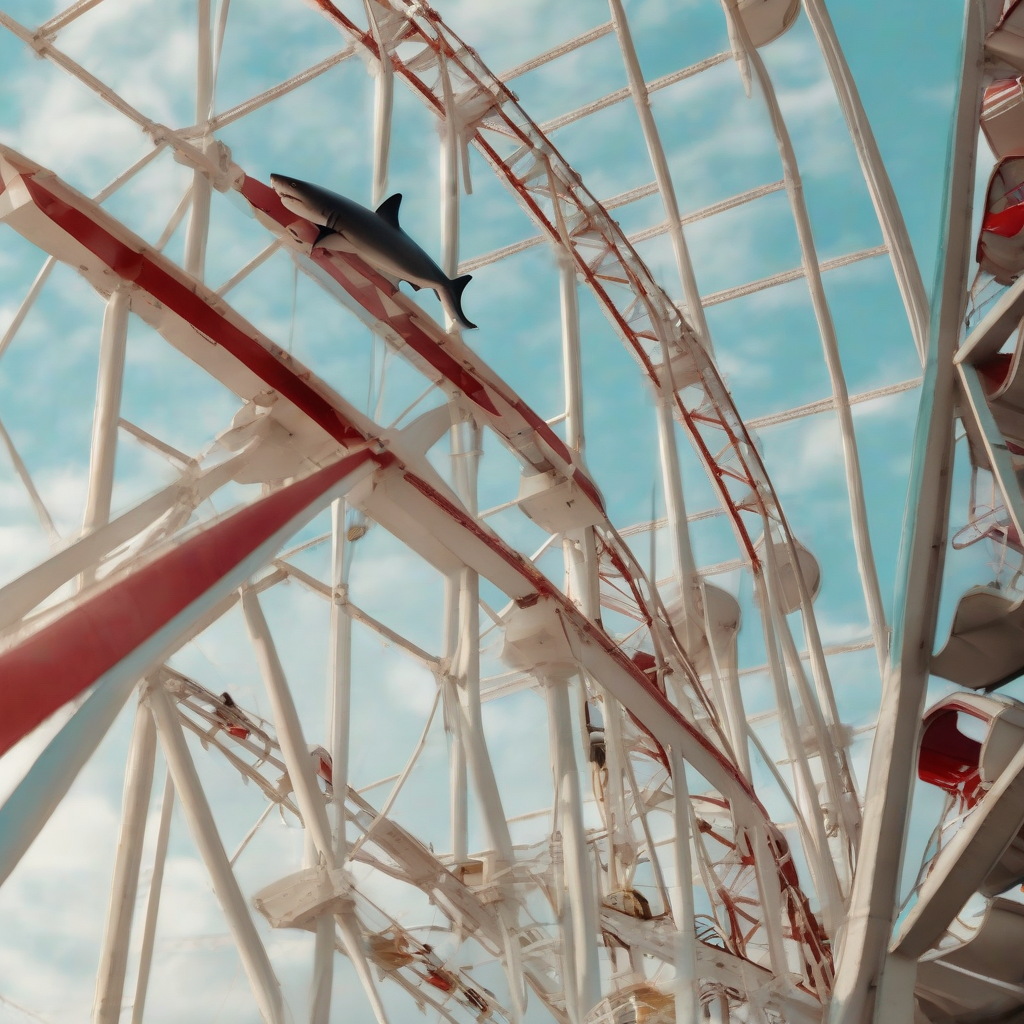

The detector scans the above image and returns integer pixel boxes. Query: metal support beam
[130,772,174,1024]
[83,287,130,543]
[825,3,986,1019]
[328,499,353,863]
[183,0,214,281]
[545,675,600,1019]
[92,699,157,1024]
[668,744,699,1024]
[149,683,285,1024]
[608,0,712,351]
[801,0,930,363]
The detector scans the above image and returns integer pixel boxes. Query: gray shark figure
[270,173,476,329]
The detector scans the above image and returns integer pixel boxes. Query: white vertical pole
[723,0,889,674]
[241,589,333,858]
[130,772,174,1024]
[93,699,157,1024]
[444,575,468,863]
[545,674,600,1019]
[83,287,130,544]
[607,0,712,351]
[148,684,286,1024]
[828,3,985,1020]
[655,384,702,649]
[451,418,516,865]
[184,0,214,280]
[328,500,352,864]
[303,832,334,1024]
[365,0,394,208]
[251,538,389,1024]
[667,745,698,1024]
[561,260,584,455]
[753,570,841,936]
[801,0,930,363]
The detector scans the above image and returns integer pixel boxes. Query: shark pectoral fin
[375,193,403,230]
[312,226,335,248]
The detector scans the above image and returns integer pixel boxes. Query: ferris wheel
[0,1,964,1023]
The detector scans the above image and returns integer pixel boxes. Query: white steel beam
[825,4,986,1019]
[365,1,394,208]
[129,772,174,1024]
[92,700,158,1024]
[241,589,334,858]
[668,744,699,1024]
[723,0,889,675]
[545,674,600,1020]
[0,454,376,890]
[608,0,712,350]
[82,287,130,541]
[149,682,286,1024]
[183,0,213,280]
[498,21,613,81]
[328,500,353,863]
[0,413,59,545]
[801,0,930,363]
[0,449,253,633]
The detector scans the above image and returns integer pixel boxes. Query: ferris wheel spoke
[129,770,174,1024]
[93,700,158,1024]
[148,682,287,1024]
[81,288,130,573]
[724,0,889,677]
[0,413,59,548]
[609,0,713,354]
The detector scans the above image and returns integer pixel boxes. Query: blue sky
[0,0,987,1021]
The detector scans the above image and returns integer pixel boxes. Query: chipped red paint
[0,450,379,759]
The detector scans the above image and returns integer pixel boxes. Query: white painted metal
[82,287,130,543]
[0,0,964,1020]
[92,700,157,1024]
[129,772,174,1024]
[328,498,353,864]
[149,682,286,1024]
[723,0,890,678]
[242,588,334,857]
[826,3,986,1019]
[183,0,214,281]
[801,0,930,363]
[544,674,601,1021]
[608,0,713,352]
[668,744,699,1024]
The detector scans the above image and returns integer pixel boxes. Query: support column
[827,2,986,1020]
[130,772,174,1024]
[83,287,130,545]
[668,744,699,1024]
[148,683,286,1024]
[93,699,157,1024]
[545,674,600,1020]
[328,500,353,863]
[655,382,702,651]
[444,575,468,863]
[183,0,214,281]
[608,0,712,351]
[242,589,334,859]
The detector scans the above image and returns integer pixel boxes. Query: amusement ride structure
[0,0,1020,1022]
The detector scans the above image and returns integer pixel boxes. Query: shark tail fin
[448,274,477,330]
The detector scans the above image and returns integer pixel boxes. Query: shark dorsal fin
[375,193,403,229]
